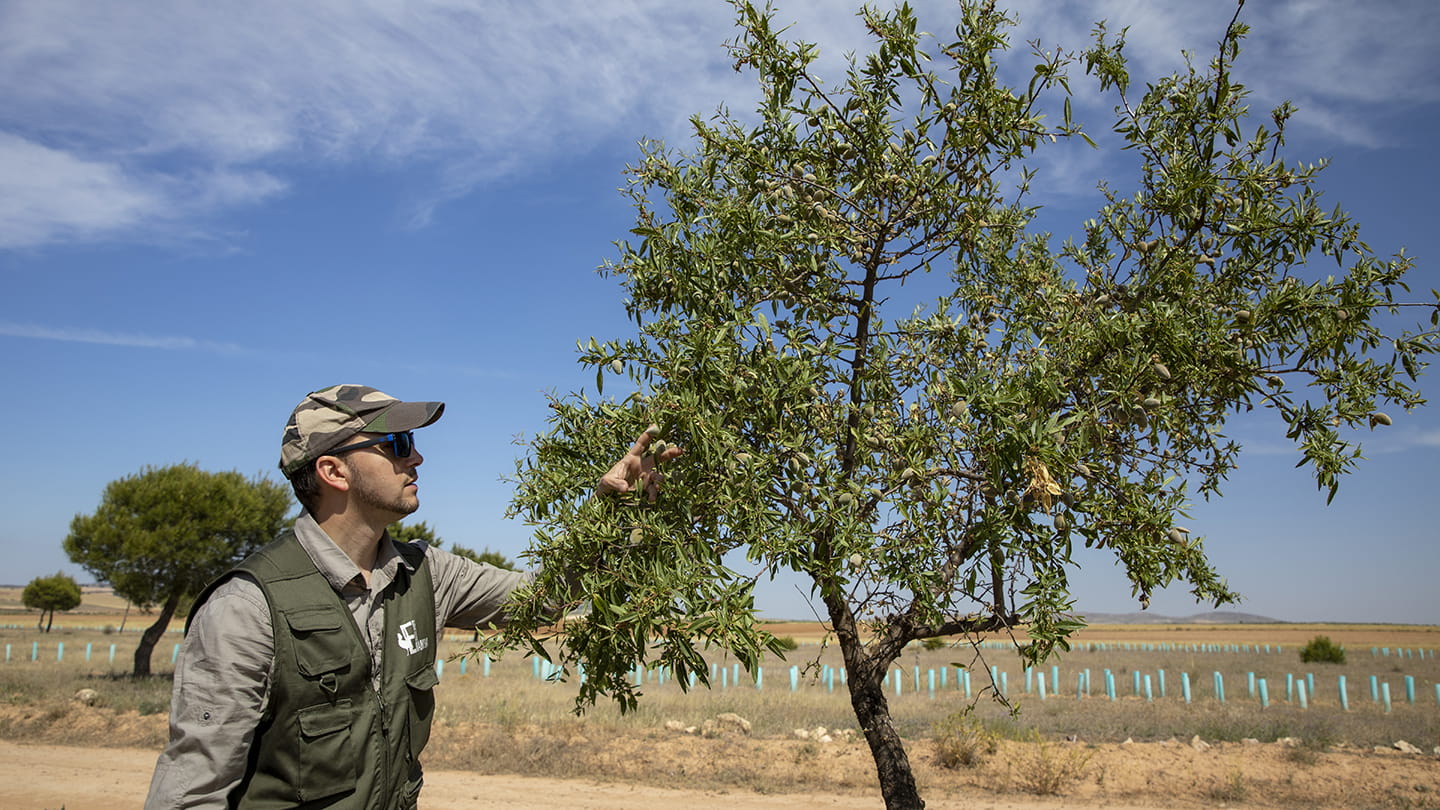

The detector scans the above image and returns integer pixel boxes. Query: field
[2,593,1438,808]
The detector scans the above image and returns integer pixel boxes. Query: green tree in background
[389,520,518,570]
[64,463,292,677]
[22,572,82,633]
[446,544,519,571]
[484,3,1438,808]
[388,519,441,546]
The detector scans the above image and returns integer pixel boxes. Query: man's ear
[315,456,353,493]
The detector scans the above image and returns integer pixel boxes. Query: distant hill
[1076,610,1283,625]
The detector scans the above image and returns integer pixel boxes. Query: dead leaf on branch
[1024,457,1063,513]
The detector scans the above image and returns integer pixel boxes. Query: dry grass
[1006,732,1095,795]
[931,710,1003,769]
[425,636,1440,749]
[3,626,1436,749]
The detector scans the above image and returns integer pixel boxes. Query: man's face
[338,433,424,519]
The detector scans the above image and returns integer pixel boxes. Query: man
[145,384,679,809]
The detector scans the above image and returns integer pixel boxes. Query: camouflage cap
[279,384,445,477]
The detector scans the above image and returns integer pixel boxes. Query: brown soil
[2,704,1436,809]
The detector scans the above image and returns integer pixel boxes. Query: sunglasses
[326,431,415,460]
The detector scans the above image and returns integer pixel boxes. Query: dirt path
[0,740,1173,810]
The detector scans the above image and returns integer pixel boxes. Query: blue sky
[2,1,1437,624]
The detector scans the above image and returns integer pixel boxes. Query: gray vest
[189,532,438,810]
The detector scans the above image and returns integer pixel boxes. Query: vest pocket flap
[284,607,343,633]
[284,607,352,676]
[297,699,354,739]
[406,665,440,692]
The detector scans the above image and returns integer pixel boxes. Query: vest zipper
[376,684,392,806]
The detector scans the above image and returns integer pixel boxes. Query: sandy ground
[0,739,1174,810]
[3,730,1438,810]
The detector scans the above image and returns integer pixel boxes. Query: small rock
[1433,746,1440,756]
[715,712,752,734]
[1374,745,1392,754]
[1394,740,1423,755]
[73,688,99,706]
[1121,737,1134,746]
[1190,735,1211,752]
[702,713,752,737]
[1277,736,1302,748]
[793,728,811,740]
[1242,738,1261,746]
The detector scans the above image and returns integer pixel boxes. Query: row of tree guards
[511,658,1440,714]
[5,637,1433,667]
[5,624,1435,664]
[6,640,1435,713]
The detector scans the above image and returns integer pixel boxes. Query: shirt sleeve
[425,545,536,630]
[144,575,273,810]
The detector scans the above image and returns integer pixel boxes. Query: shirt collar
[293,512,417,593]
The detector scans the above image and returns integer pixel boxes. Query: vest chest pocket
[284,606,353,679]
[296,699,359,802]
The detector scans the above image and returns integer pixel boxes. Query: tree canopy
[64,463,292,675]
[22,572,82,633]
[479,2,1437,807]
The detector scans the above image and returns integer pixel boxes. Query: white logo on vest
[396,620,430,655]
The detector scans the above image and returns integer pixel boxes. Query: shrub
[1014,732,1093,796]
[1299,635,1346,664]
[1207,767,1248,803]
[932,710,1000,769]
[921,637,947,651]
[773,636,799,652]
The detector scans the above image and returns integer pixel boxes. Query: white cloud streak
[1,0,1434,249]
[0,321,246,354]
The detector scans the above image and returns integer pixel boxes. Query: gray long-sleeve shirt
[144,513,532,810]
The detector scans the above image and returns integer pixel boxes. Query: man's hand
[598,429,684,503]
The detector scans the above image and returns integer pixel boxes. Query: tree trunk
[133,591,182,677]
[45,610,54,633]
[36,611,45,632]
[847,662,926,809]
[823,587,925,809]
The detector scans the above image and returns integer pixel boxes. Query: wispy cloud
[0,1,748,248]
[0,133,163,248]
[1001,0,1440,147]
[1358,425,1440,455]
[1,1,1434,249]
[1413,429,1440,449]
[0,132,288,249]
[0,321,246,354]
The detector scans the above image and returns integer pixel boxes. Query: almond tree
[482,3,1437,807]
